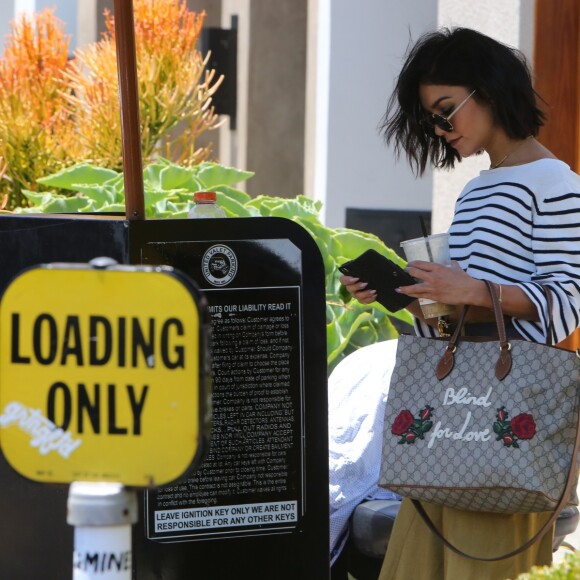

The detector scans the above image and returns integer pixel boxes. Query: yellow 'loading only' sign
[0,261,209,487]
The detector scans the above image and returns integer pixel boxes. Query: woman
[340,28,580,579]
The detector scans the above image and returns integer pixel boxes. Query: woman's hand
[396,260,483,306]
[397,260,539,321]
[339,274,377,304]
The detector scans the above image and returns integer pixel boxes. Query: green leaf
[43,195,95,213]
[244,196,283,216]
[71,184,121,206]
[213,185,252,205]
[385,307,414,326]
[349,323,379,348]
[326,303,338,325]
[327,310,373,367]
[21,190,50,207]
[216,193,257,217]
[37,163,119,191]
[196,162,254,188]
[160,164,201,192]
[326,319,343,354]
[95,202,126,213]
[144,188,174,209]
[143,162,167,190]
[333,228,405,264]
[20,190,95,212]
[247,196,321,221]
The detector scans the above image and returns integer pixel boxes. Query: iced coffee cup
[400,233,455,319]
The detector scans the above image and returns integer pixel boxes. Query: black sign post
[0,214,329,579]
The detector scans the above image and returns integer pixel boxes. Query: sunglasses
[420,89,476,134]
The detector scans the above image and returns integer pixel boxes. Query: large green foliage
[18,159,413,374]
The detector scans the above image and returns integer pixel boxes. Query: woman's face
[418,84,499,158]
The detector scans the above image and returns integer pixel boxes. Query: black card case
[339,249,416,312]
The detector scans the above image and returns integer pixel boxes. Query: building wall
[220,0,308,198]
[77,0,113,49]
[306,0,438,228]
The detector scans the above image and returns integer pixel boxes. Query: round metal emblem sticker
[201,245,238,287]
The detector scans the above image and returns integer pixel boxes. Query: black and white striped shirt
[416,159,580,344]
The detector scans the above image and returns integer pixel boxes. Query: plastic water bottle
[188,191,226,219]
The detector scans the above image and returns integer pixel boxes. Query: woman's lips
[447,137,461,148]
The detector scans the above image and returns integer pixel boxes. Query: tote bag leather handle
[436,280,513,380]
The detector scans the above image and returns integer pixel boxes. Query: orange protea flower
[110,0,205,57]
[0,9,70,116]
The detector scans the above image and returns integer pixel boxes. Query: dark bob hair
[380,27,546,176]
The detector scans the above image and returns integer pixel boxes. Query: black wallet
[339,249,416,312]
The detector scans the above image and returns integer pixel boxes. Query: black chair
[343,499,579,580]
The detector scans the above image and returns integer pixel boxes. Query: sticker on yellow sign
[0,263,208,487]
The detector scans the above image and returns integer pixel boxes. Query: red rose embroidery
[391,406,434,445]
[493,407,536,448]
[392,410,414,436]
[510,413,536,440]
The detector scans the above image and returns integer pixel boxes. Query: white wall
[307,0,438,228]
[219,0,250,173]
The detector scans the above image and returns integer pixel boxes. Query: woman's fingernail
[357,282,368,289]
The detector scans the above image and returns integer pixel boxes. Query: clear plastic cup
[400,233,455,319]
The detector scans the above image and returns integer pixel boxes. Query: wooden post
[534,0,580,172]
[113,0,145,221]
[534,0,580,351]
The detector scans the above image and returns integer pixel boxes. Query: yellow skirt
[378,499,553,580]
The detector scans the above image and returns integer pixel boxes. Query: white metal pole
[67,482,138,580]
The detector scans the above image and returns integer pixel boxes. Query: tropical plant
[0,1,221,209]
[15,160,413,373]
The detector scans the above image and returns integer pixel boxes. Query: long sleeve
[448,159,580,345]
[513,184,580,344]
